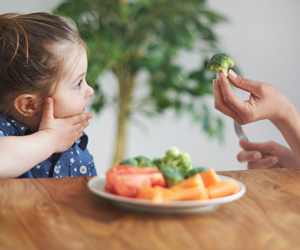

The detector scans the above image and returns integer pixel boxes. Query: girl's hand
[213,70,293,124]
[38,98,92,153]
[237,139,300,169]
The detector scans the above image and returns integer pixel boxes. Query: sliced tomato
[105,165,142,192]
[138,166,160,174]
[105,165,165,197]
[106,165,142,177]
[113,174,152,198]
[138,167,165,187]
[147,172,166,187]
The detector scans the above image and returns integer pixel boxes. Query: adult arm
[213,70,300,166]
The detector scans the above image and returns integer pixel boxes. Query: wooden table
[1,168,300,250]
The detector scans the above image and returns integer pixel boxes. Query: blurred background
[1,0,300,174]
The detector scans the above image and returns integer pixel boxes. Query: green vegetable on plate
[184,167,208,178]
[153,146,194,176]
[120,156,155,167]
[159,167,185,187]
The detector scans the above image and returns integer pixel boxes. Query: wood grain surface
[1,168,300,250]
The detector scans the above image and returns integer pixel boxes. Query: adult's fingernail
[272,157,279,164]
[253,152,262,159]
[229,69,237,79]
[213,79,216,87]
[217,72,220,80]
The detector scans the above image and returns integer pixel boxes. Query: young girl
[0,12,97,178]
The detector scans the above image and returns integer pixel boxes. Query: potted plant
[54,0,228,166]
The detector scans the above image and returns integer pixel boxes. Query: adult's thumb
[228,69,262,95]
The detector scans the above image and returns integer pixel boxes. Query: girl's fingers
[68,113,93,125]
[74,132,84,142]
[42,98,54,120]
[73,121,90,141]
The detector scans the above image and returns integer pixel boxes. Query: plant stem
[112,66,136,167]
[119,0,127,6]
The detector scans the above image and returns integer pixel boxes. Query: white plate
[88,174,246,214]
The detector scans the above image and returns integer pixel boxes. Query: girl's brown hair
[0,12,84,115]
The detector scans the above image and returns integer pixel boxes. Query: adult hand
[213,70,293,125]
[38,97,92,153]
[237,139,300,169]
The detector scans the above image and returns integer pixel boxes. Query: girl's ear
[14,94,41,117]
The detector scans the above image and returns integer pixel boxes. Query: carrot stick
[136,187,163,201]
[200,168,220,187]
[171,174,205,191]
[164,185,208,201]
[207,179,240,199]
[154,186,174,200]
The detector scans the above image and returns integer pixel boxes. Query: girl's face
[51,44,94,118]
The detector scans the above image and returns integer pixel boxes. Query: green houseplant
[54,0,228,166]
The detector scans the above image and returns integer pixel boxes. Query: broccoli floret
[207,53,234,77]
[165,146,180,159]
[120,156,155,167]
[135,156,155,167]
[154,146,194,176]
[153,157,164,167]
[159,167,184,187]
[185,166,208,178]
[119,158,139,167]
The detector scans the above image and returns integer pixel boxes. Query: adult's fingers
[238,139,279,165]
[213,79,233,116]
[217,72,250,122]
[228,69,264,96]
[213,78,241,122]
[247,156,279,169]
[237,150,262,163]
[239,139,275,154]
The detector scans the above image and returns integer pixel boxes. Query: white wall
[0,0,61,13]
[1,0,300,174]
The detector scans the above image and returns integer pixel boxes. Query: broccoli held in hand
[207,53,234,77]
[153,146,194,176]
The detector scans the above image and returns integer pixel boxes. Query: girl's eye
[76,80,83,89]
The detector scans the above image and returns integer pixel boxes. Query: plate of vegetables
[88,147,246,214]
